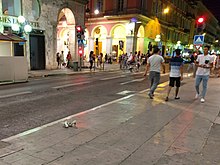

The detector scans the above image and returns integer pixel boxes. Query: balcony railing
[104,7,148,16]
[186,12,195,19]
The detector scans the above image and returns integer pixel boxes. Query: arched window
[32,0,41,20]
[2,0,22,16]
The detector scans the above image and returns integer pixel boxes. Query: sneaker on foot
[165,97,169,101]
[148,93,153,99]
[201,98,205,103]
[195,93,199,99]
[175,97,180,99]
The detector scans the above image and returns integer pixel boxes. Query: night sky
[202,0,220,21]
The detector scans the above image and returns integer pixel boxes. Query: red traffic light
[79,50,83,54]
[76,26,82,32]
[197,17,204,23]
[78,46,83,56]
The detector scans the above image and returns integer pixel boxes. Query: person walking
[214,54,220,77]
[60,51,65,67]
[195,45,214,103]
[89,51,94,71]
[56,52,61,69]
[165,49,184,101]
[187,52,196,74]
[66,51,72,68]
[144,47,165,99]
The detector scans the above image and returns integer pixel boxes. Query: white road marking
[52,81,90,89]
[131,71,144,75]
[0,91,32,99]
[3,94,135,141]
[120,78,145,85]
[117,90,135,95]
[2,81,170,142]
[100,75,126,81]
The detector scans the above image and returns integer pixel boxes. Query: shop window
[2,0,22,16]
[96,0,103,12]
[118,0,124,12]
[152,1,156,14]
[32,0,41,20]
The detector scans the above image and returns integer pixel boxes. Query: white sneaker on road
[201,98,205,103]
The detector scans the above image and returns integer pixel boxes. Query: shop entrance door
[30,35,45,70]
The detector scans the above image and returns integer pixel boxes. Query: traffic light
[197,17,204,24]
[78,46,83,56]
[95,38,98,45]
[76,25,83,39]
[196,17,205,33]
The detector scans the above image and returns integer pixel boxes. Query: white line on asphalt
[52,81,90,89]
[0,91,32,99]
[131,71,144,75]
[120,78,145,85]
[117,90,135,95]
[100,75,126,81]
[3,94,135,142]
[2,81,170,142]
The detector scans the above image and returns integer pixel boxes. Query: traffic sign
[193,35,204,45]
[158,41,162,48]
[194,45,202,50]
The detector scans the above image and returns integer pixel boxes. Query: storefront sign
[0,15,39,28]
[0,15,17,24]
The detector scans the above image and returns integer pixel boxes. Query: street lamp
[94,9,99,15]
[127,22,135,35]
[163,8,169,14]
[155,34,161,42]
[11,16,32,35]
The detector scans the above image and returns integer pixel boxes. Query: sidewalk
[28,63,121,78]
[0,76,219,165]
[28,63,172,79]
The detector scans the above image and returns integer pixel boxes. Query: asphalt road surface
[0,70,169,140]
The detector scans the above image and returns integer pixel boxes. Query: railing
[104,8,148,16]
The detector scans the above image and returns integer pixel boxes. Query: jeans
[149,71,160,95]
[195,75,209,98]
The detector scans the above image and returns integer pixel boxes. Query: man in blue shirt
[165,49,184,101]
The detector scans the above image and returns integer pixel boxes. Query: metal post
[79,56,82,71]
[103,61,104,70]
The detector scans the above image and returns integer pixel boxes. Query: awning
[0,33,26,42]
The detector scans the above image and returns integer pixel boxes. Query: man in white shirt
[144,47,165,99]
[195,45,213,103]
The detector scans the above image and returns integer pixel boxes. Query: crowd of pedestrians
[143,45,219,103]
[56,51,71,69]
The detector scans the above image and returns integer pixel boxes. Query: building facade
[196,0,220,52]
[0,0,87,70]
[84,0,198,60]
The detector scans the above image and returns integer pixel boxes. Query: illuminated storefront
[0,0,87,71]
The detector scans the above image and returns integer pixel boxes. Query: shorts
[169,77,181,87]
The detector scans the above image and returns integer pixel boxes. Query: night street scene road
[0,0,220,165]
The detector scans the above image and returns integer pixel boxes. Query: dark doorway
[30,35,45,70]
